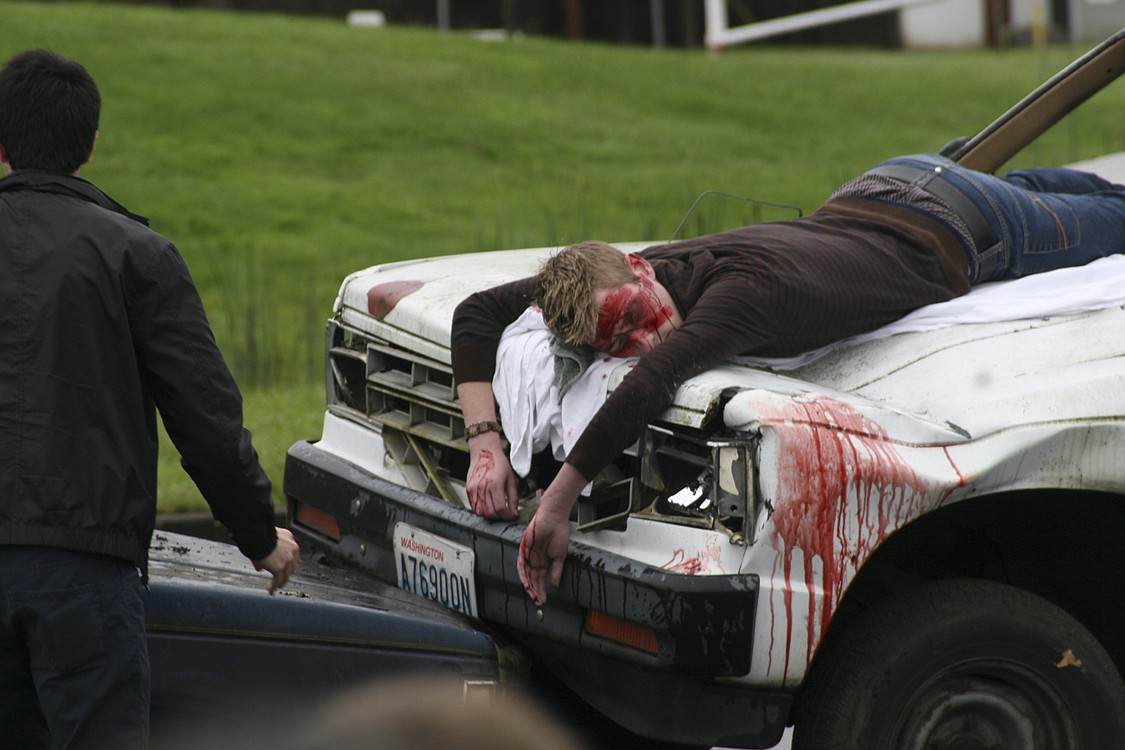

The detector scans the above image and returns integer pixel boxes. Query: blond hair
[536,241,634,346]
[301,676,588,750]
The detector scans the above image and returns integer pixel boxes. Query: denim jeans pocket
[1023,195,1080,255]
[17,580,115,675]
[974,240,1009,283]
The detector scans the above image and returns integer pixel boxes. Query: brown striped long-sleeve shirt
[452,196,970,481]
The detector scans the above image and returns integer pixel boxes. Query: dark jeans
[0,545,149,750]
[882,154,1125,284]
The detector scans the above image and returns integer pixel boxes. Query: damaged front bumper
[285,439,790,748]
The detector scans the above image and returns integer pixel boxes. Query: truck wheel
[792,578,1125,750]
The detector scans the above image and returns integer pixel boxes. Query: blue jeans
[0,546,150,750]
[879,154,1125,284]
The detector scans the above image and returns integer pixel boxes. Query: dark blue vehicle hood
[144,532,509,724]
[146,531,495,651]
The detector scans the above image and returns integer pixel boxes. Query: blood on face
[591,277,676,356]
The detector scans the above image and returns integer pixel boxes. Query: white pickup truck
[285,31,1125,749]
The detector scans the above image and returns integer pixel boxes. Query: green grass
[154,383,326,513]
[4,2,1123,511]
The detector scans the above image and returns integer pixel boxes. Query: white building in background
[898,0,989,47]
[901,0,1125,47]
[704,0,1125,50]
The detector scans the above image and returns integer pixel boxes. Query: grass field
[4,2,1123,512]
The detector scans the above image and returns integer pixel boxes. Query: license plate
[393,523,478,618]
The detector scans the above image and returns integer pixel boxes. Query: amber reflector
[295,502,341,541]
[585,610,660,654]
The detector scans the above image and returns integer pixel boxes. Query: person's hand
[253,527,300,594]
[517,504,571,605]
[516,463,588,603]
[467,436,520,520]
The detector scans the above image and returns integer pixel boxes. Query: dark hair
[0,49,100,173]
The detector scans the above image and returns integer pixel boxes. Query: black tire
[793,578,1125,750]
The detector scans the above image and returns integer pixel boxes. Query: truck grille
[324,319,756,537]
[326,321,471,503]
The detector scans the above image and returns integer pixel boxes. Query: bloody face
[590,276,678,356]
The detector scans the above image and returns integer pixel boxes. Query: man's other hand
[467,439,520,520]
[253,527,301,594]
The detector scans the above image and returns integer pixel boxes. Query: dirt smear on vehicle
[367,280,424,319]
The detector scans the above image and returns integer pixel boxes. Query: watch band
[465,420,502,439]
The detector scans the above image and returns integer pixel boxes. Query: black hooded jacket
[0,171,277,575]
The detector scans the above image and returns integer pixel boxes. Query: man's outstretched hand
[253,527,301,594]
[516,462,588,604]
[518,509,570,605]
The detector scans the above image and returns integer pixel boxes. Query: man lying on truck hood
[451,152,1125,604]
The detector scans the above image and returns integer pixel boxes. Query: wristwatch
[465,420,502,439]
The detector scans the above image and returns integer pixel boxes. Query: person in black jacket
[0,49,300,749]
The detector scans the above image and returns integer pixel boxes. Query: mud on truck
[285,31,1125,749]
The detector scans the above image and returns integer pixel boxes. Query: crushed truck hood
[336,244,1125,446]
